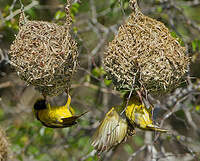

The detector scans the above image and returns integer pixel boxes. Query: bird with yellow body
[124,94,167,132]
[33,95,88,128]
[91,107,135,153]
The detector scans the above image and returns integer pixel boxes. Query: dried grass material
[0,129,9,161]
[9,13,78,96]
[104,1,189,94]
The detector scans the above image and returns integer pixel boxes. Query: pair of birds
[91,94,168,153]
[33,93,167,153]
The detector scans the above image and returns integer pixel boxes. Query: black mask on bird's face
[34,99,47,110]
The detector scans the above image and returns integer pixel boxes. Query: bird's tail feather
[146,124,168,133]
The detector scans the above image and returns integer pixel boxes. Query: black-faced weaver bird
[33,95,88,128]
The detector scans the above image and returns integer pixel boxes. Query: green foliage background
[0,0,200,161]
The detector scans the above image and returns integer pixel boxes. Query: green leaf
[110,0,117,9]
[85,74,91,82]
[0,108,4,120]
[124,144,134,155]
[195,105,200,112]
[86,156,98,161]
[155,0,161,3]
[5,21,12,28]
[73,26,78,33]
[198,40,200,50]
[27,145,39,155]
[26,8,36,19]
[71,3,80,14]
[92,67,100,77]
[70,2,80,22]
[170,31,177,38]
[123,2,129,9]
[156,6,162,13]
[54,10,66,20]
[92,67,106,77]
[176,135,181,141]
[192,40,197,52]
[104,78,112,86]
[4,5,10,13]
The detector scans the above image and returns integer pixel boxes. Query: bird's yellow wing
[91,107,129,153]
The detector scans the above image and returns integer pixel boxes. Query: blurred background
[0,0,200,160]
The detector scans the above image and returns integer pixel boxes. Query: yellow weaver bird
[124,95,167,132]
[33,95,88,128]
[91,107,135,153]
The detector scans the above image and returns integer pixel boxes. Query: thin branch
[3,0,39,22]
[127,145,146,161]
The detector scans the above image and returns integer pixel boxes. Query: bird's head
[34,99,47,110]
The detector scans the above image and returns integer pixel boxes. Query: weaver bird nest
[0,128,9,161]
[9,4,78,96]
[104,0,189,95]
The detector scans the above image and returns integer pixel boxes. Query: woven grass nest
[9,4,78,96]
[0,128,9,161]
[104,0,189,95]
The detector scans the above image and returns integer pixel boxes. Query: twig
[71,82,120,95]
[80,150,97,161]
[3,0,39,22]
[183,105,198,130]
[127,145,146,161]
[0,82,12,89]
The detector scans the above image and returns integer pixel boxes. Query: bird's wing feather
[40,121,74,128]
[91,108,128,153]
[61,111,88,125]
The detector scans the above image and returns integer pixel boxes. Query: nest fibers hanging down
[104,0,189,95]
[0,128,9,161]
[9,3,78,96]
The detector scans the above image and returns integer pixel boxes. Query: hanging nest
[0,128,9,161]
[104,0,189,95]
[9,3,78,96]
